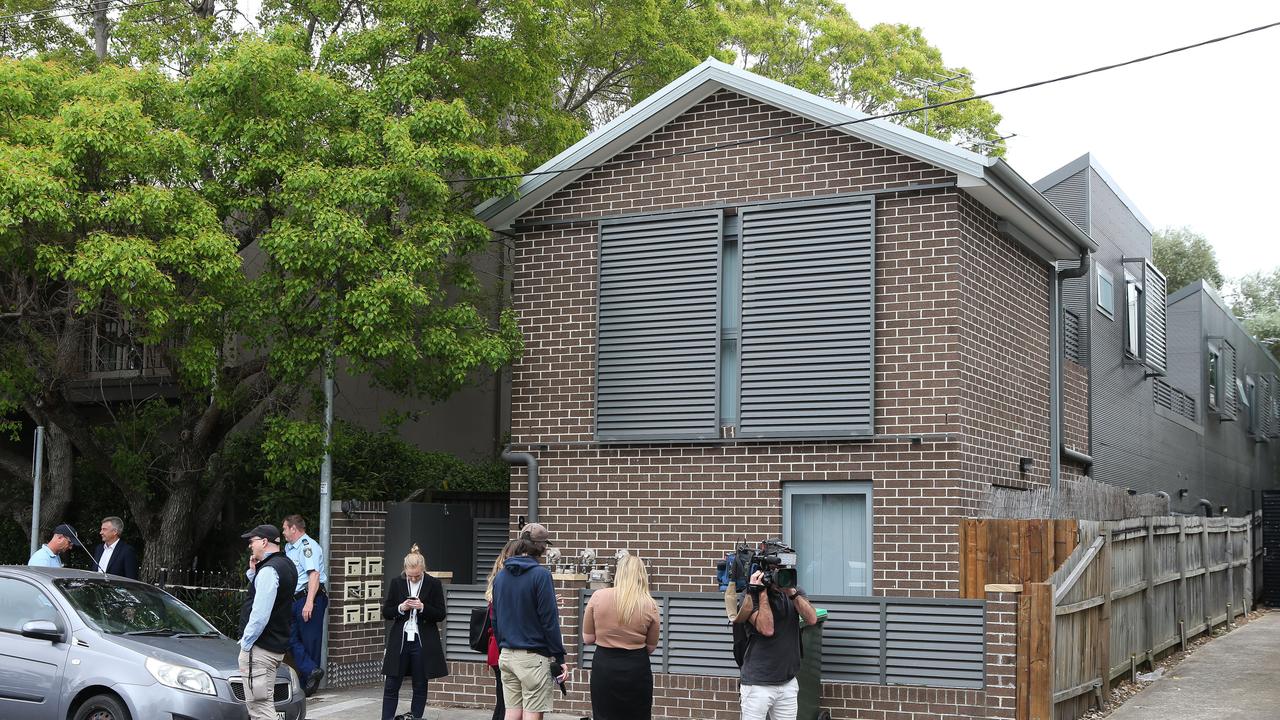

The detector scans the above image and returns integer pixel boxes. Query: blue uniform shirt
[27,544,61,568]
[285,533,326,594]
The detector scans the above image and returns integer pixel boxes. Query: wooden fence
[1035,514,1259,720]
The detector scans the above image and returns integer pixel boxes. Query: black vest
[238,551,298,653]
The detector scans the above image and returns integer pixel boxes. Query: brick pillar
[984,591,1019,719]
[326,500,389,688]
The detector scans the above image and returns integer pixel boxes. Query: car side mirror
[20,620,63,643]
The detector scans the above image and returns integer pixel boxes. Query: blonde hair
[613,552,655,625]
[485,539,521,602]
[404,544,426,572]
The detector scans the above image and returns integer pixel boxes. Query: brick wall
[326,501,390,687]
[492,88,1061,718]
[1063,360,1091,479]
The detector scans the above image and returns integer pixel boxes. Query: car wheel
[73,694,131,720]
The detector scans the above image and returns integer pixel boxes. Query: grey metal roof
[476,58,1095,262]
[1034,152,1154,234]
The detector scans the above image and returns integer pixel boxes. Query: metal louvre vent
[1143,261,1168,373]
[1064,309,1082,364]
[444,584,488,662]
[474,519,510,582]
[1153,378,1197,423]
[1269,374,1280,439]
[596,211,723,440]
[738,198,875,437]
[575,591,984,689]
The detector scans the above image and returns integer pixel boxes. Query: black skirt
[590,646,653,720]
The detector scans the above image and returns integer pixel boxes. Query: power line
[450,18,1280,186]
[0,0,174,29]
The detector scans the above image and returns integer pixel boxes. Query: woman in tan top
[583,552,660,719]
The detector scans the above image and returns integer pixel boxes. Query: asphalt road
[1105,611,1280,720]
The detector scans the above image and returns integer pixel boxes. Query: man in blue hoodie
[493,522,567,720]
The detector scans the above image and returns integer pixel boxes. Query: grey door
[0,577,69,719]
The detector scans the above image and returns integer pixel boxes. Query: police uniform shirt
[27,544,61,568]
[285,533,327,595]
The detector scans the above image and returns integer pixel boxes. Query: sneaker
[304,668,324,696]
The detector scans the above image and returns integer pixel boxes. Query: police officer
[282,513,328,696]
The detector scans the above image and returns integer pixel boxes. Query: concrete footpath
[1106,611,1280,720]
[303,686,583,720]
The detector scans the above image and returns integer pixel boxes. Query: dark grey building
[1038,153,1280,515]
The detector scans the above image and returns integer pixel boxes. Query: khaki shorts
[498,648,554,712]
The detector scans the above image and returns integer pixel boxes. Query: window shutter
[595,211,722,440]
[1142,261,1168,373]
[738,198,875,437]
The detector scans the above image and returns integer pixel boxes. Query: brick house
[467,59,1098,718]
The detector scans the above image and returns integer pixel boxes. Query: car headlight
[145,656,216,696]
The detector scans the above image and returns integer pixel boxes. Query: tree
[1152,226,1224,293]
[1230,269,1280,357]
[0,39,523,572]
[717,0,1004,153]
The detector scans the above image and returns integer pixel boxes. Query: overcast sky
[845,1,1280,281]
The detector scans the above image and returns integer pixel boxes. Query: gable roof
[477,58,1095,261]
[1034,152,1154,234]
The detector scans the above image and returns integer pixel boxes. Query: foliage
[1231,268,1280,357]
[223,420,508,531]
[717,0,1004,153]
[0,46,523,571]
[1152,226,1224,293]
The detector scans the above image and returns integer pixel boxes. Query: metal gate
[1262,491,1280,606]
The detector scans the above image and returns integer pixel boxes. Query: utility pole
[317,353,334,688]
[29,426,44,556]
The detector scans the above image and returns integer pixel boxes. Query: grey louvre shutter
[1143,261,1168,373]
[738,198,875,437]
[596,211,722,441]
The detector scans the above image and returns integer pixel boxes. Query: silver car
[0,566,306,720]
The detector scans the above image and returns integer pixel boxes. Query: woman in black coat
[380,544,448,720]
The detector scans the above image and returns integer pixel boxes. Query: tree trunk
[93,0,109,61]
[139,467,201,575]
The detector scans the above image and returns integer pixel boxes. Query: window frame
[782,480,874,597]
[1123,269,1144,359]
[1096,264,1116,320]
[0,576,67,638]
[1207,343,1221,413]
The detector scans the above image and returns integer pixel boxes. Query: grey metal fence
[576,590,986,689]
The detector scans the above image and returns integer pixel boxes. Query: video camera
[716,538,798,591]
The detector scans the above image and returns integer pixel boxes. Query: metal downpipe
[502,448,540,524]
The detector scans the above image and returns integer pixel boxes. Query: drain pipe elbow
[502,447,540,524]
[1198,498,1214,517]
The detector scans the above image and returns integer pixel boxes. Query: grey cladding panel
[739,199,875,437]
[1040,168,1089,232]
[596,212,722,440]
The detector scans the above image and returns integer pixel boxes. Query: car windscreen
[54,578,220,636]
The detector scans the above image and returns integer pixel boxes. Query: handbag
[468,606,491,653]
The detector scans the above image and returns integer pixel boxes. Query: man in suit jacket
[92,516,139,580]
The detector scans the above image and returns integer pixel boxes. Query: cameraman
[732,570,817,720]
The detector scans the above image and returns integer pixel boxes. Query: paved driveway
[1106,611,1280,720]
[303,687,583,720]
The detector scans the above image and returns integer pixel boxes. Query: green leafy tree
[1231,269,1280,357]
[1152,226,1224,292]
[717,0,1004,153]
[0,39,522,571]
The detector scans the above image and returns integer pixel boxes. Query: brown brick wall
[491,88,1061,718]
[326,502,390,687]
